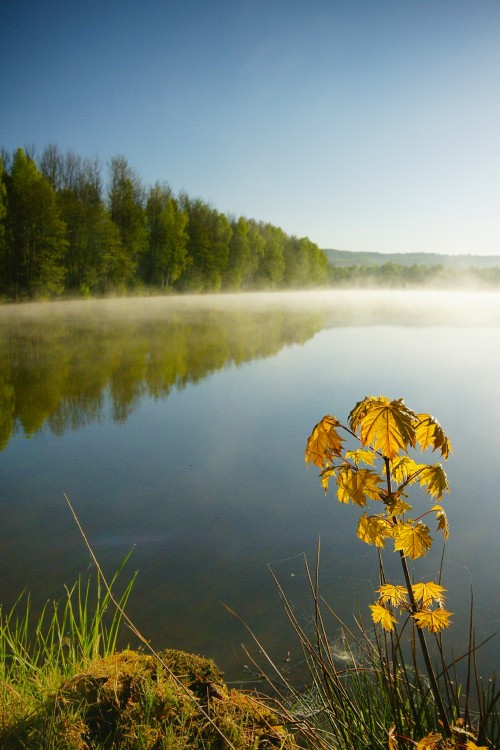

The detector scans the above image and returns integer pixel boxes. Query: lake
[0,290,499,682]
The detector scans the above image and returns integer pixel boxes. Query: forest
[0,146,329,300]
[1,145,499,301]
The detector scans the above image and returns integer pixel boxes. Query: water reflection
[0,295,328,450]
[2,290,500,451]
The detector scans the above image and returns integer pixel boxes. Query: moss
[1,649,297,749]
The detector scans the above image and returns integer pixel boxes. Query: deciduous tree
[181,196,231,290]
[5,149,66,297]
[145,183,189,288]
[0,156,7,290]
[108,156,147,286]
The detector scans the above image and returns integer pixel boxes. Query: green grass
[0,525,497,748]
[0,560,297,749]
[234,550,500,750]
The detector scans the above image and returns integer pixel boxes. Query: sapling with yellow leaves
[305,396,452,634]
[305,396,455,736]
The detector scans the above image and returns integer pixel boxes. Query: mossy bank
[1,648,297,749]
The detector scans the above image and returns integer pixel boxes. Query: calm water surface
[0,291,499,680]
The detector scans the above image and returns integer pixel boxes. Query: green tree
[301,237,329,285]
[255,223,286,287]
[246,220,266,284]
[181,196,232,290]
[94,210,131,291]
[108,156,147,286]
[0,156,7,291]
[224,216,261,289]
[58,158,107,293]
[145,183,189,288]
[4,149,67,297]
[283,236,309,286]
[39,142,64,191]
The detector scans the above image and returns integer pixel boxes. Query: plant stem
[399,550,451,736]
[383,457,451,736]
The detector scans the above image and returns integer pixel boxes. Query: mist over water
[0,290,499,680]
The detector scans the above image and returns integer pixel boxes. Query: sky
[1,0,499,255]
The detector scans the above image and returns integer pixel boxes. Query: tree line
[329,261,500,288]
[0,146,329,300]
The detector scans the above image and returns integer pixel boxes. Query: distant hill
[324,249,500,269]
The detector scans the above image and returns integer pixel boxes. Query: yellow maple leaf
[376,584,408,607]
[389,456,423,485]
[345,448,377,466]
[305,416,343,468]
[412,582,446,606]
[393,522,433,559]
[415,413,452,459]
[320,466,336,493]
[348,396,374,430]
[416,464,449,500]
[370,603,397,631]
[349,396,417,459]
[413,608,453,632]
[357,513,393,548]
[435,508,449,539]
[336,466,355,504]
[385,495,413,517]
[465,741,488,750]
[415,732,443,749]
[336,467,382,506]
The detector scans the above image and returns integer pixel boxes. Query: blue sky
[1,0,499,254]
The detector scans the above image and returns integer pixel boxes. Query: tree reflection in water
[0,296,326,450]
